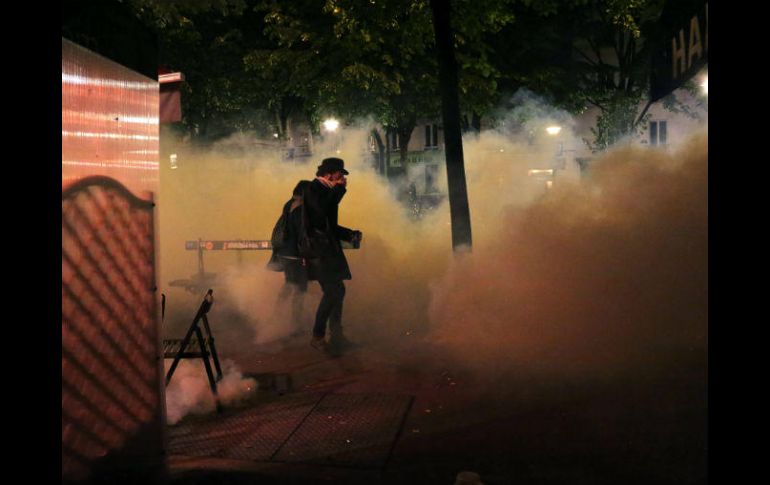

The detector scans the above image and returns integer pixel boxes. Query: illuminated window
[649,120,668,146]
[425,124,439,149]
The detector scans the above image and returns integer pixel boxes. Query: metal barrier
[169,239,271,293]
[169,238,360,293]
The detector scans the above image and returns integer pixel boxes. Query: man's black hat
[317,157,349,175]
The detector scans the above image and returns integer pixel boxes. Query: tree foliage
[484,0,696,152]
[128,0,681,153]
[130,0,279,140]
[562,0,673,150]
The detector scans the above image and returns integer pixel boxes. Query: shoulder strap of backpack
[300,184,310,237]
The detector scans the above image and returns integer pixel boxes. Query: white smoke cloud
[164,359,257,425]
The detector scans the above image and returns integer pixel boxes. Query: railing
[169,238,359,293]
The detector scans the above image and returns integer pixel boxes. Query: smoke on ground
[164,359,257,425]
[158,103,707,384]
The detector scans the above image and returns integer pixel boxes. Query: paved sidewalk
[167,331,707,485]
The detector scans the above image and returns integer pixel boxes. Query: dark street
[165,328,706,484]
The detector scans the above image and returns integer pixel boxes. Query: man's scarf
[316,176,335,189]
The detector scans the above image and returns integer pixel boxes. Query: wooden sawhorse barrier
[163,289,224,413]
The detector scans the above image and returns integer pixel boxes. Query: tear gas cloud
[158,95,707,386]
[430,135,707,376]
[164,359,257,425]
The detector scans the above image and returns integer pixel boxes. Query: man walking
[268,181,312,330]
[301,157,362,355]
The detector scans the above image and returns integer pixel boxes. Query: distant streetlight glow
[528,169,554,176]
[701,77,708,95]
[323,118,340,132]
[546,126,562,135]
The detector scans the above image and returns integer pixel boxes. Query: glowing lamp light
[528,169,554,176]
[701,77,708,95]
[546,126,562,136]
[323,118,340,132]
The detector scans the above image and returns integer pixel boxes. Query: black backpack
[270,208,289,250]
[266,200,292,272]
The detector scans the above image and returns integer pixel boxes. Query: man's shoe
[329,335,355,352]
[327,346,343,358]
[310,336,328,352]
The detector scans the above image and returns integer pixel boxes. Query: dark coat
[267,198,300,271]
[303,178,356,281]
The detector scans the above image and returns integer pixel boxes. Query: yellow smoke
[158,122,707,382]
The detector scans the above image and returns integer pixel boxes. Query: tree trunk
[397,117,416,167]
[471,112,481,133]
[430,0,472,251]
[385,128,392,178]
[279,104,290,140]
[371,128,386,175]
[198,114,209,140]
[461,114,470,132]
[275,109,286,139]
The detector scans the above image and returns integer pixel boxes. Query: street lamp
[546,125,564,158]
[322,118,341,155]
[545,125,570,180]
[323,118,339,132]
